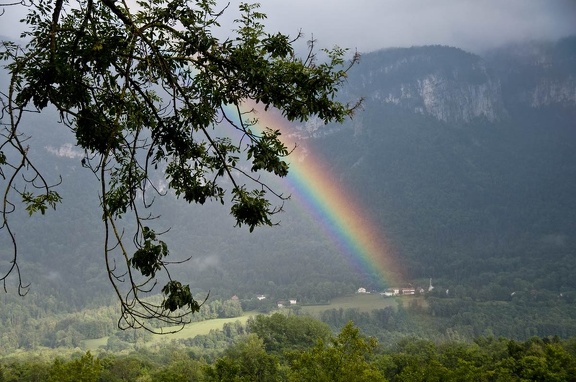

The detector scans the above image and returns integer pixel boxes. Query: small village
[249,279,436,309]
[361,278,436,297]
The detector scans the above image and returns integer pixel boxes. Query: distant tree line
[0,298,242,355]
[2,314,576,381]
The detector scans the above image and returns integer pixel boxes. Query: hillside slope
[309,38,576,292]
[1,37,575,316]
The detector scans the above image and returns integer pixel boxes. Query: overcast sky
[237,0,576,53]
[1,1,575,53]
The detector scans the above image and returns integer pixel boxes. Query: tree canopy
[0,0,359,332]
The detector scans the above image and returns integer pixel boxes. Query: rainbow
[222,103,404,289]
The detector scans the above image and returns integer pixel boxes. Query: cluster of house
[357,279,435,297]
[255,294,297,308]
[251,279,434,307]
[276,299,297,308]
[379,287,421,296]
[356,287,420,295]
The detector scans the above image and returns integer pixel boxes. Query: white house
[401,288,416,295]
[381,287,416,296]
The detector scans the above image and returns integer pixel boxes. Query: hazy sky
[240,0,576,53]
[1,1,575,53]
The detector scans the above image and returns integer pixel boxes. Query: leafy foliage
[48,352,102,382]
[161,281,200,313]
[287,321,386,382]
[204,334,280,382]
[248,313,332,355]
[130,227,169,278]
[21,190,62,216]
[0,0,359,331]
[3,317,576,381]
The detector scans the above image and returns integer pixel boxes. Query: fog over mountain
[2,1,576,53]
[250,0,576,53]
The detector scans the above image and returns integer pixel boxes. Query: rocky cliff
[342,38,576,125]
[486,37,576,110]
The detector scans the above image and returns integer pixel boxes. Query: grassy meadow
[299,294,401,315]
[82,294,410,350]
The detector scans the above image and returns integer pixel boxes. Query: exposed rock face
[348,46,505,123]
[415,72,502,122]
[529,77,576,107]
[486,37,576,110]
[367,71,503,123]
[342,38,575,125]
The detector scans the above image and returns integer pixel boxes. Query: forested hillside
[3,315,576,381]
[2,37,576,352]
[313,37,576,292]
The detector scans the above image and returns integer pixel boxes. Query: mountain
[486,37,576,110]
[344,37,576,121]
[1,37,576,342]
[343,45,505,123]
[307,37,576,290]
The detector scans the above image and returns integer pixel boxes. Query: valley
[2,36,576,346]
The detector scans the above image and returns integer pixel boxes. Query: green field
[82,316,252,350]
[83,294,407,350]
[151,315,252,343]
[300,294,400,316]
[83,337,110,350]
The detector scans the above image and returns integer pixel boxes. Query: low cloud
[191,254,221,272]
[45,143,84,159]
[3,1,574,53]
[220,0,576,53]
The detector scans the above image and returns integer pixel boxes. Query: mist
[249,0,576,53]
[2,1,575,53]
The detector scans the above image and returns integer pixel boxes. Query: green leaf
[21,191,62,216]
[130,227,169,278]
[161,281,200,312]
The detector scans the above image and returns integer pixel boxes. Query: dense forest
[2,314,576,381]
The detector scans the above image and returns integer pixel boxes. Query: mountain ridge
[307,38,576,287]
[335,37,576,127]
[1,37,575,314]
